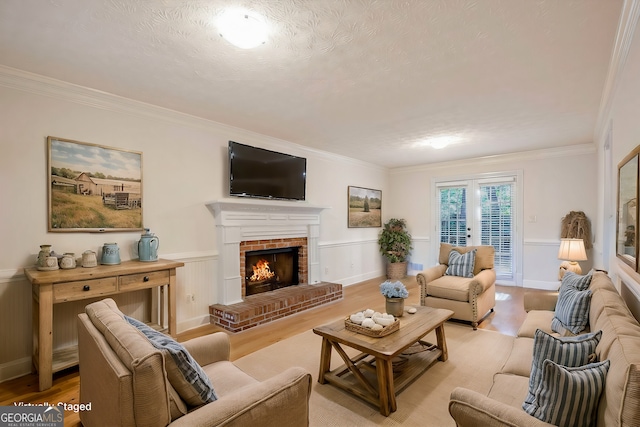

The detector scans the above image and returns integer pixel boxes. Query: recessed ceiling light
[217,9,268,49]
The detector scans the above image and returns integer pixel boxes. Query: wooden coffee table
[313,306,454,416]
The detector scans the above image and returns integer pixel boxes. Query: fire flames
[250,259,275,282]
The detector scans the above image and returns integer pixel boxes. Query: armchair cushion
[532,359,609,427]
[125,316,217,407]
[445,249,477,278]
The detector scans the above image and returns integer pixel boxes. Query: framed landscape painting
[348,186,382,228]
[48,136,143,232]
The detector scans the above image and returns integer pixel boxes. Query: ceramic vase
[36,244,52,268]
[385,297,405,317]
[101,243,121,265]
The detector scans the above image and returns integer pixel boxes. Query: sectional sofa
[448,271,640,426]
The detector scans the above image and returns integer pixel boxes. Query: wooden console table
[24,258,183,391]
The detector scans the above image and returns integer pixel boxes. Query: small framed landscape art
[348,186,382,228]
[48,136,143,232]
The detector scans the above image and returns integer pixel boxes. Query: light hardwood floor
[0,276,529,426]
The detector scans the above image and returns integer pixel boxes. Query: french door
[436,175,518,282]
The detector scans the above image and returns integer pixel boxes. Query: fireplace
[239,237,308,298]
[245,246,300,296]
[207,199,343,332]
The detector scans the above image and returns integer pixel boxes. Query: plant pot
[386,261,407,280]
[385,297,405,317]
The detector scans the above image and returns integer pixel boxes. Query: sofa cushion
[125,316,217,407]
[552,284,592,335]
[487,373,531,409]
[523,329,602,413]
[500,337,534,377]
[438,243,494,275]
[532,359,610,427]
[445,249,476,278]
[517,310,556,338]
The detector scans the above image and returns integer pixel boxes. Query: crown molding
[594,0,640,143]
[390,143,596,175]
[0,65,386,172]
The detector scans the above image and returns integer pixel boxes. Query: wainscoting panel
[319,239,384,285]
[0,272,31,382]
[172,253,218,332]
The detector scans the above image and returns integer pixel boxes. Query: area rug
[234,322,515,426]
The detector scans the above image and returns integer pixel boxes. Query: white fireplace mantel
[206,198,330,304]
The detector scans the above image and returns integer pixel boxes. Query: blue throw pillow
[561,270,593,291]
[125,316,217,406]
[552,283,592,335]
[533,359,610,427]
[445,249,477,278]
[523,329,601,414]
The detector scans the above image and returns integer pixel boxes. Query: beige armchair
[417,243,496,329]
[77,298,312,426]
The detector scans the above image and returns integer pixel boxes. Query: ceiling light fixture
[217,9,268,49]
[417,135,464,150]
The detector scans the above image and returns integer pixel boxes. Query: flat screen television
[229,141,307,201]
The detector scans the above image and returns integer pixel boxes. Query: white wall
[0,67,388,381]
[388,146,598,289]
[595,3,640,308]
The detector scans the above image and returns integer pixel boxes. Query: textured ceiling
[0,0,623,167]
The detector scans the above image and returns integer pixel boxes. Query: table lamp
[558,238,587,279]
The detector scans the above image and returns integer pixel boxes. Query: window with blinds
[480,183,514,277]
[439,186,467,246]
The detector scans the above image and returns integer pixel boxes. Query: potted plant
[380,280,409,317]
[378,218,412,279]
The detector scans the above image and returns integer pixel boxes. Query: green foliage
[378,218,412,263]
[51,167,80,179]
[363,195,370,212]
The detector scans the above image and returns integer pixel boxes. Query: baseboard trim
[178,315,212,333]
[0,357,33,384]
[338,271,384,286]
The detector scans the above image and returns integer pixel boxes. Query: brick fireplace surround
[207,199,343,332]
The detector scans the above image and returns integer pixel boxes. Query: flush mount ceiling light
[416,135,464,150]
[217,9,268,49]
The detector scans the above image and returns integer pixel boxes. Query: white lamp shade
[558,238,587,261]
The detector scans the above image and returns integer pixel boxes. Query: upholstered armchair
[417,243,496,329]
[77,298,312,426]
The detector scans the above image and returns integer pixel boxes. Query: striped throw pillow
[533,359,610,427]
[561,270,593,291]
[523,329,601,414]
[125,316,217,406]
[552,284,592,335]
[445,249,477,278]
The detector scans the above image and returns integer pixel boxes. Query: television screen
[229,141,307,201]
